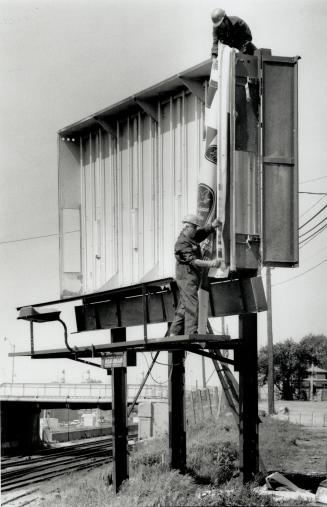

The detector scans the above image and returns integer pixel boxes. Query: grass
[39,465,279,507]
[37,413,324,506]
[260,416,302,471]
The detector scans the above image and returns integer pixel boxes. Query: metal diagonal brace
[185,346,235,366]
[127,350,159,417]
[73,357,104,369]
[127,326,170,417]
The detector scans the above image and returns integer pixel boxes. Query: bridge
[0,382,168,452]
[0,382,168,406]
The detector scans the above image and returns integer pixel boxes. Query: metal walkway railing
[0,382,168,403]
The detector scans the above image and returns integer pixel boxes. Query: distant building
[302,366,327,401]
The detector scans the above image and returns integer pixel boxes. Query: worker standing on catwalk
[211,8,256,59]
[169,215,222,336]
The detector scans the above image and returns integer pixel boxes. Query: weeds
[130,435,168,469]
[187,439,238,485]
[38,414,320,506]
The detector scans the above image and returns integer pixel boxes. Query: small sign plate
[101,352,126,369]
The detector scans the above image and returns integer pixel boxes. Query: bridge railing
[0,382,168,401]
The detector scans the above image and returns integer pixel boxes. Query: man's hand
[208,259,221,268]
[211,218,222,229]
[240,41,257,55]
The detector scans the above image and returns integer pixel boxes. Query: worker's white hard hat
[211,8,226,27]
[182,214,203,227]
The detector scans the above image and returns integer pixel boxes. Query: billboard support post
[111,327,128,493]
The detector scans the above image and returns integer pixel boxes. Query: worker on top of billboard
[211,8,256,58]
[169,214,222,336]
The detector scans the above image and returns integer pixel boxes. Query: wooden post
[239,314,259,483]
[202,356,206,387]
[191,390,197,424]
[207,388,213,417]
[214,386,220,417]
[199,389,204,419]
[111,327,128,493]
[168,350,186,473]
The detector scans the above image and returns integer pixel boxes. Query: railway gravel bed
[1,434,137,493]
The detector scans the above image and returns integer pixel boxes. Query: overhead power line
[299,191,327,195]
[300,225,327,249]
[300,175,327,185]
[272,257,327,288]
[299,215,327,238]
[300,194,327,219]
[299,223,327,246]
[299,204,327,230]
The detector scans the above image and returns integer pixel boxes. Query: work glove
[211,218,223,229]
[193,259,221,269]
[240,41,257,55]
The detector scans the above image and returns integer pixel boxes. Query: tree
[300,334,327,370]
[258,339,311,400]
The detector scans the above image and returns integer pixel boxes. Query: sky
[0,0,327,387]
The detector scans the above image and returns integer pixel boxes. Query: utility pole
[310,362,314,401]
[201,356,206,388]
[266,267,275,414]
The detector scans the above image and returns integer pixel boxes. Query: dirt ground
[259,400,327,426]
[260,400,327,475]
[286,427,327,474]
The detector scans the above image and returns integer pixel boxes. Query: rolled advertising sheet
[197,42,235,279]
[197,43,234,334]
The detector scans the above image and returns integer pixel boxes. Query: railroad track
[1,434,137,493]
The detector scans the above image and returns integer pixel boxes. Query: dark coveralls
[211,16,255,57]
[169,224,214,336]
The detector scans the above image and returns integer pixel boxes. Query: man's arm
[235,17,253,42]
[194,219,222,242]
[174,238,196,265]
[232,17,256,53]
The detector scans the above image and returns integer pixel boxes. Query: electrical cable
[299,205,327,230]
[299,219,327,248]
[205,368,216,384]
[299,215,327,238]
[141,352,168,385]
[0,230,79,246]
[150,351,170,367]
[299,223,327,246]
[300,231,326,249]
[300,194,327,219]
[300,175,327,184]
[272,257,327,287]
[299,192,327,195]
[150,349,188,366]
